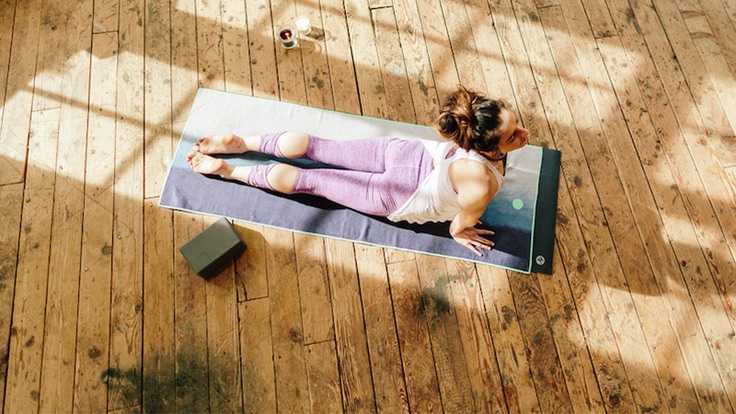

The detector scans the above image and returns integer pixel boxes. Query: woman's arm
[448,160,499,256]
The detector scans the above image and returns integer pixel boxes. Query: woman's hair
[435,85,509,153]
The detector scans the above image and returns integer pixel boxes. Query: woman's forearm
[449,211,479,236]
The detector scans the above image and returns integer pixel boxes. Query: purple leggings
[249,132,434,217]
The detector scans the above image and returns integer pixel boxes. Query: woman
[187,85,529,256]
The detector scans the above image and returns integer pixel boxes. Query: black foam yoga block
[179,217,247,279]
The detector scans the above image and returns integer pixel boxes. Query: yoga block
[179,217,246,279]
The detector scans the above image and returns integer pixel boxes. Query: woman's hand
[452,224,495,256]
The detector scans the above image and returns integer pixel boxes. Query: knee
[278,131,310,158]
[267,163,298,193]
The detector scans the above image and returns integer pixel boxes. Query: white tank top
[387,140,504,224]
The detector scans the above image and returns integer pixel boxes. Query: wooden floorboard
[2,0,735,412]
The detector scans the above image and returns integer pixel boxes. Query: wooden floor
[1,0,736,411]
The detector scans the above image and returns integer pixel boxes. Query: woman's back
[387,141,503,224]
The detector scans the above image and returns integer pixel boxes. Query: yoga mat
[160,88,561,274]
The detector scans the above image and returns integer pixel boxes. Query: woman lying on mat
[187,85,529,256]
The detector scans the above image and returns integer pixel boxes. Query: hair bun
[438,112,459,135]
[435,85,507,152]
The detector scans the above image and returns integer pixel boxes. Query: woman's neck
[480,151,507,162]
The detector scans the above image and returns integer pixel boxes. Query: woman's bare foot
[187,151,233,177]
[193,133,247,154]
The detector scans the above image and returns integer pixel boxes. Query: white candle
[295,16,311,35]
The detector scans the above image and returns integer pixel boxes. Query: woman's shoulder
[451,148,505,178]
[448,148,493,172]
[448,158,499,194]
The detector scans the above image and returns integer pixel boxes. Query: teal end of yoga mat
[531,148,561,274]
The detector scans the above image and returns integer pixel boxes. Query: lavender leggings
[249,132,434,217]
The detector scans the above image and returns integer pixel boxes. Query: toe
[195,137,209,150]
[190,153,203,167]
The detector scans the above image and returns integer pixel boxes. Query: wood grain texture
[73,32,118,412]
[2,0,735,411]
[0,0,42,184]
[36,2,94,411]
[0,183,22,411]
